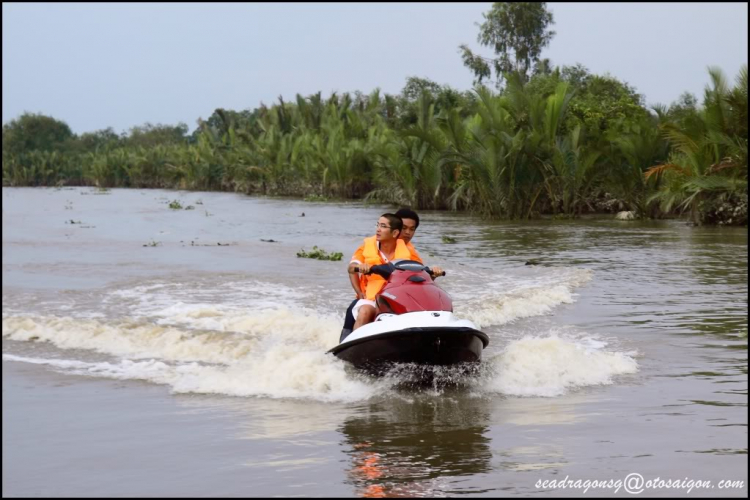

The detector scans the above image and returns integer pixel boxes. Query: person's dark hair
[381,213,403,235]
[395,207,419,229]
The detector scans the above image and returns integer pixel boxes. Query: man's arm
[349,244,366,299]
[348,271,364,299]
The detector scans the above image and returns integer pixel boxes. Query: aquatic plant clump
[303,194,330,202]
[297,246,343,261]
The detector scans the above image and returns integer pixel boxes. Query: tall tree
[2,112,75,155]
[460,2,555,87]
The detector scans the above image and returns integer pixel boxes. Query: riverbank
[21,183,750,227]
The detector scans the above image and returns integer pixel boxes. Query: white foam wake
[3,280,638,401]
[461,285,577,328]
[2,311,384,402]
[2,310,340,363]
[447,268,593,328]
[479,333,639,397]
[2,353,379,403]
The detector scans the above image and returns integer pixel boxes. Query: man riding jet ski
[328,259,489,374]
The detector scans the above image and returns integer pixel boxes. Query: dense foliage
[3,4,746,226]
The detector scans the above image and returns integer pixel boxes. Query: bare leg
[353,305,377,330]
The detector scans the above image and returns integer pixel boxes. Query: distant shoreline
[5,185,745,227]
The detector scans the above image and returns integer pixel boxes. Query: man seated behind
[394,207,442,277]
[347,213,412,331]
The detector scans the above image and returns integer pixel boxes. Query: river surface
[2,187,747,497]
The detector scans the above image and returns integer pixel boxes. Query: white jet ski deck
[328,261,489,375]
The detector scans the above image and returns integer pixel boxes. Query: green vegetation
[2,3,746,226]
[167,199,195,210]
[303,194,330,202]
[442,236,458,244]
[296,246,343,261]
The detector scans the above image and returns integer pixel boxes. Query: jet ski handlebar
[351,263,446,278]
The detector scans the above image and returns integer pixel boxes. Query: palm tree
[646,66,748,225]
[549,126,602,216]
[441,86,516,216]
[610,116,670,217]
[369,92,446,209]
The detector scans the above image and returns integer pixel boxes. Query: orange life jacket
[405,241,422,264]
[360,236,411,300]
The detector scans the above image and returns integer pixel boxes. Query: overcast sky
[3,2,747,135]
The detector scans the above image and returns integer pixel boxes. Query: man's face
[399,218,417,244]
[375,217,397,242]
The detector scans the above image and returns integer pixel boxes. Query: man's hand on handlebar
[359,263,372,275]
[429,265,444,278]
[348,262,371,275]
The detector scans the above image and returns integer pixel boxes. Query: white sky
[3,2,747,134]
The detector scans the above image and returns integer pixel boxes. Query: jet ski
[328,260,489,375]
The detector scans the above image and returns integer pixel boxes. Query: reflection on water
[340,395,492,497]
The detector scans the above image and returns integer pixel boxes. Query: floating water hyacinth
[297,246,343,261]
[303,194,329,202]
